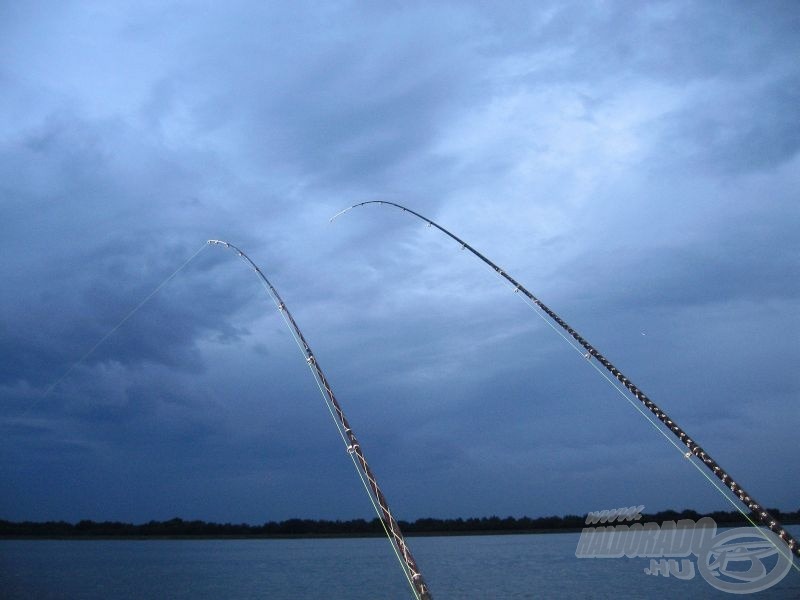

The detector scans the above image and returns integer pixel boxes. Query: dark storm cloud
[1,1,797,527]
[0,113,254,388]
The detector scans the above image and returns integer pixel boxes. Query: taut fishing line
[332,200,799,566]
[22,242,209,419]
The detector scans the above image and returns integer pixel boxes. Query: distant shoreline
[0,529,583,541]
[3,508,798,540]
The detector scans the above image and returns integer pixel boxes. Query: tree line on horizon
[2,507,798,538]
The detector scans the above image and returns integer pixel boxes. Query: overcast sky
[1,2,798,528]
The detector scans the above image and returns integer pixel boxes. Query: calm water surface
[2,528,799,598]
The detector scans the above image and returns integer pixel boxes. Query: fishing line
[269,285,422,599]
[333,200,799,564]
[487,248,766,523]
[22,242,209,419]
[208,240,430,600]
[250,263,422,599]
[502,270,798,569]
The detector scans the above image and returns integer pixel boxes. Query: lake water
[2,528,799,598]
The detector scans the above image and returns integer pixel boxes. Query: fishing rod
[207,240,432,600]
[331,201,799,561]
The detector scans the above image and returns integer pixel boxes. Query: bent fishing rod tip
[329,200,392,223]
[328,206,355,223]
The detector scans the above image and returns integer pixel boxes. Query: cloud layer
[1,1,798,525]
